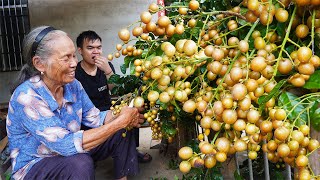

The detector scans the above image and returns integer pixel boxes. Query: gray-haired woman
[7,26,142,180]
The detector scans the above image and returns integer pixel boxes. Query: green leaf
[274,171,285,180]
[278,92,307,126]
[189,27,201,39]
[159,101,168,110]
[130,64,135,75]
[111,86,120,95]
[200,65,207,74]
[258,79,287,111]
[276,22,286,38]
[124,56,135,68]
[141,48,149,59]
[147,52,156,61]
[120,64,127,74]
[155,45,164,56]
[234,170,244,180]
[238,19,248,26]
[165,127,177,136]
[108,74,121,84]
[303,70,320,90]
[210,167,224,180]
[167,10,179,17]
[169,33,187,45]
[310,100,320,131]
[315,33,320,56]
[284,45,295,57]
[170,2,186,6]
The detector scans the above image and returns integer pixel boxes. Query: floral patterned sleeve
[9,97,85,156]
[76,81,106,128]
[6,76,108,178]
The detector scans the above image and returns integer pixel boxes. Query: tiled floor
[95,128,182,180]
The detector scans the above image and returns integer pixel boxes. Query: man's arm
[94,56,115,90]
[106,62,115,90]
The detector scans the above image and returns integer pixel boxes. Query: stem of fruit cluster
[307,108,311,138]
[308,163,316,177]
[161,5,187,10]
[198,15,210,45]
[245,20,260,41]
[163,57,205,66]
[308,9,315,54]
[282,49,294,64]
[265,0,273,35]
[141,79,157,96]
[284,95,317,122]
[202,11,246,20]
[285,93,320,139]
[126,20,141,29]
[287,38,301,48]
[210,128,221,145]
[245,49,257,80]
[276,0,286,8]
[219,23,250,38]
[212,20,259,100]
[288,107,309,139]
[273,5,297,77]
[144,42,156,60]
[291,92,320,102]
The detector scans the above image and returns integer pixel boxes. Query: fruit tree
[107,0,320,179]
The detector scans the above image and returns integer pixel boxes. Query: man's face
[78,39,102,64]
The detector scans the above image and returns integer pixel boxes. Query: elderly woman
[6,26,143,180]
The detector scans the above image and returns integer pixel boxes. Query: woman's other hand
[119,106,144,128]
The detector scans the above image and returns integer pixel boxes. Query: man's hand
[93,56,113,75]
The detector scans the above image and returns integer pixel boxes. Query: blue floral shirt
[6,75,107,180]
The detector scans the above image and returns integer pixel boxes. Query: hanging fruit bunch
[107,0,320,179]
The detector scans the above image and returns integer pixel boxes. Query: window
[0,0,30,72]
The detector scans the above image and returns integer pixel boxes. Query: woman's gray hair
[11,26,67,93]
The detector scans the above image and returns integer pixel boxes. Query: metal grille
[0,0,30,72]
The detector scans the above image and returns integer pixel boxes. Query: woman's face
[42,35,78,86]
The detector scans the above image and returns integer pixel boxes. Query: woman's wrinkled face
[43,35,78,86]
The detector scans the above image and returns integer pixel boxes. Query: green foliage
[109,74,141,96]
[120,64,127,74]
[124,56,135,68]
[310,99,320,131]
[5,172,11,180]
[234,171,244,180]
[168,159,180,170]
[109,1,320,179]
[258,79,287,111]
[303,70,320,90]
[239,150,290,180]
[182,165,223,180]
[278,91,307,126]
[316,33,320,56]
[150,177,168,180]
[276,22,286,39]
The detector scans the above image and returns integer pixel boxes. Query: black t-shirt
[75,62,114,111]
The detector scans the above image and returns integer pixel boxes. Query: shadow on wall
[0,71,19,104]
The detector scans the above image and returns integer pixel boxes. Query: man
[75,30,152,163]
[75,30,114,112]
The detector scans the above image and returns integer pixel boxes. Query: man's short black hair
[76,30,102,48]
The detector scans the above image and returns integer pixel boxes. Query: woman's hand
[119,106,144,128]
